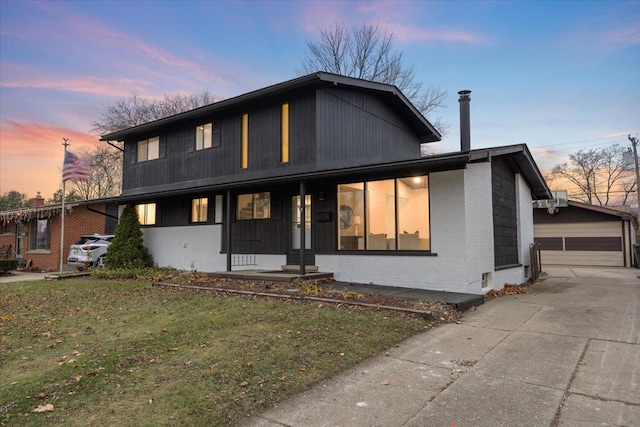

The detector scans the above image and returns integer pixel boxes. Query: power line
[533,135,626,149]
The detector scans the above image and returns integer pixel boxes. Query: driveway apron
[241,266,640,427]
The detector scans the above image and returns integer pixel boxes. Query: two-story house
[100,72,551,294]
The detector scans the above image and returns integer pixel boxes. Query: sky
[1,0,639,201]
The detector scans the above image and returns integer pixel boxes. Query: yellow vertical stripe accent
[241,113,248,169]
[281,103,289,163]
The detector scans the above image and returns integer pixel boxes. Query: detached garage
[534,200,637,267]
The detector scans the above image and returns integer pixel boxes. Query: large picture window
[338,176,430,251]
[137,137,159,162]
[237,192,271,220]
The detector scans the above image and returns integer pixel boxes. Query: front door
[287,194,315,265]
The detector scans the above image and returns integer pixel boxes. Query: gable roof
[100,72,442,143]
[470,144,551,199]
[568,200,637,223]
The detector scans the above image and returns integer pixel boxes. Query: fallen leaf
[32,403,54,413]
[239,381,249,387]
[380,379,390,386]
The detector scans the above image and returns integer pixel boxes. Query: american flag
[62,150,90,182]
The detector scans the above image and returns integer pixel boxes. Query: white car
[67,234,114,269]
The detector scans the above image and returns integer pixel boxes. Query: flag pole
[59,138,69,277]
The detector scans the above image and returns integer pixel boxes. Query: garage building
[534,200,637,267]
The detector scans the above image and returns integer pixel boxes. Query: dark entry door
[287,194,315,265]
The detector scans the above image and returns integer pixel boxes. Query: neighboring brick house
[99,73,551,294]
[0,194,118,271]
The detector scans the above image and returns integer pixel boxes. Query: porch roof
[89,143,551,206]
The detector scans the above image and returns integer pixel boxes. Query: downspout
[299,181,306,275]
[622,220,627,267]
[226,190,232,272]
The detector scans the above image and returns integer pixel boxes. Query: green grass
[0,279,427,426]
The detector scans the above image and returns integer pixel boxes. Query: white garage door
[534,221,625,267]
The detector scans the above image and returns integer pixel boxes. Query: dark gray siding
[122,93,318,195]
[121,87,424,197]
[492,157,519,267]
[316,88,421,165]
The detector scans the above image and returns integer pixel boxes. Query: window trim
[240,113,248,169]
[136,203,157,226]
[195,123,213,151]
[29,218,51,251]
[337,176,430,252]
[281,103,289,163]
[137,136,160,162]
[236,192,271,220]
[191,197,208,223]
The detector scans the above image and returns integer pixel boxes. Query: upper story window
[237,192,270,220]
[281,103,289,163]
[136,203,156,225]
[191,198,208,223]
[137,137,159,162]
[196,123,212,150]
[240,114,248,169]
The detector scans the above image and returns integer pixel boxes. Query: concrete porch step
[281,265,319,273]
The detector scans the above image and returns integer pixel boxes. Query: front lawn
[0,279,428,426]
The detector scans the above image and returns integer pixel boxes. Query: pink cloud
[390,25,488,44]
[296,1,487,45]
[2,2,226,95]
[0,122,101,197]
[598,24,640,46]
[0,64,149,97]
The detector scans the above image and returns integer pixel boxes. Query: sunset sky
[1,0,638,201]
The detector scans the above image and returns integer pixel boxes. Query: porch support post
[299,181,306,275]
[226,189,232,272]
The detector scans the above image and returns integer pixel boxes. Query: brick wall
[20,204,109,271]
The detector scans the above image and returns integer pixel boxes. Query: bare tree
[299,23,448,133]
[547,144,635,206]
[67,145,123,200]
[91,92,220,136]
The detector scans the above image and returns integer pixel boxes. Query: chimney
[30,192,45,207]
[458,90,471,152]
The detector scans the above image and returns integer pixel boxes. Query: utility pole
[629,134,640,222]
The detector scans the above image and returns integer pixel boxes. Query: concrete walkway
[241,266,640,427]
[0,271,48,283]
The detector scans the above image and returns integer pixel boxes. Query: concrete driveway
[242,266,640,426]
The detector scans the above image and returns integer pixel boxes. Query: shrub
[93,266,178,281]
[106,205,154,269]
[0,259,19,273]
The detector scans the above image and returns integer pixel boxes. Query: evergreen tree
[106,205,154,269]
